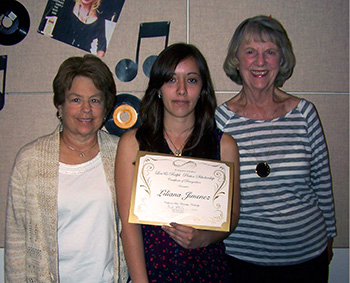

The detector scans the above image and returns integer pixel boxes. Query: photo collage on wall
[36,0,172,136]
[37,0,125,57]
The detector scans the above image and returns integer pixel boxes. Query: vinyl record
[105,93,141,136]
[0,0,30,45]
[143,55,157,78]
[115,58,138,82]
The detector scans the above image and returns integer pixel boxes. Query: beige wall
[0,0,348,247]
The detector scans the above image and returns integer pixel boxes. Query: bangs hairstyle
[223,15,296,87]
[53,54,116,118]
[136,43,217,153]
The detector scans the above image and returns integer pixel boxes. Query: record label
[0,0,30,45]
[113,104,138,129]
[105,93,141,136]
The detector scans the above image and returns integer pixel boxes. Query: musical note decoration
[0,55,7,111]
[115,21,170,82]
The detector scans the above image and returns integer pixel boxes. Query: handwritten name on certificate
[128,151,234,231]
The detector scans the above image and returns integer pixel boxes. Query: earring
[57,114,62,121]
[158,93,161,99]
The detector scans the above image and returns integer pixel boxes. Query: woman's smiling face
[58,76,105,139]
[237,35,282,91]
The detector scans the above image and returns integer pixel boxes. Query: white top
[58,153,114,282]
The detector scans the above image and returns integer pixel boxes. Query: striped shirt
[215,99,336,266]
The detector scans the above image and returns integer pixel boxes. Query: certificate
[129,151,234,232]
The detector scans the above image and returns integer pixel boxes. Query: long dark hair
[136,43,219,158]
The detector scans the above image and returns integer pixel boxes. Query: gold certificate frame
[128,151,234,232]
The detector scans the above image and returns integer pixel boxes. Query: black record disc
[105,93,141,136]
[115,58,138,82]
[143,55,157,78]
[0,0,30,45]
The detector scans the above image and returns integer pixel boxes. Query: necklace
[61,136,98,157]
[239,91,281,177]
[164,127,193,157]
[78,4,91,23]
[249,122,274,178]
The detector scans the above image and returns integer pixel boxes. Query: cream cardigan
[5,126,128,282]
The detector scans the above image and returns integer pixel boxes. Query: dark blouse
[141,129,230,282]
[52,1,107,53]
[69,14,106,53]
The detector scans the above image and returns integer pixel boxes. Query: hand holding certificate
[129,151,234,231]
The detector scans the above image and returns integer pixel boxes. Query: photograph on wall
[37,0,125,57]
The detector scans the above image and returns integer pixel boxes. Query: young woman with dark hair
[115,43,240,283]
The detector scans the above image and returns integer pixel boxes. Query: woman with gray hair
[215,15,336,283]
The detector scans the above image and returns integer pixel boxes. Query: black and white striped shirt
[215,99,336,265]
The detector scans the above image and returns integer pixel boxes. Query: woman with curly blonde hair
[53,0,107,57]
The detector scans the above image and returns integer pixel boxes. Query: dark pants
[225,248,329,283]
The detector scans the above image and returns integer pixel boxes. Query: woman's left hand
[162,222,208,249]
[162,222,232,250]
